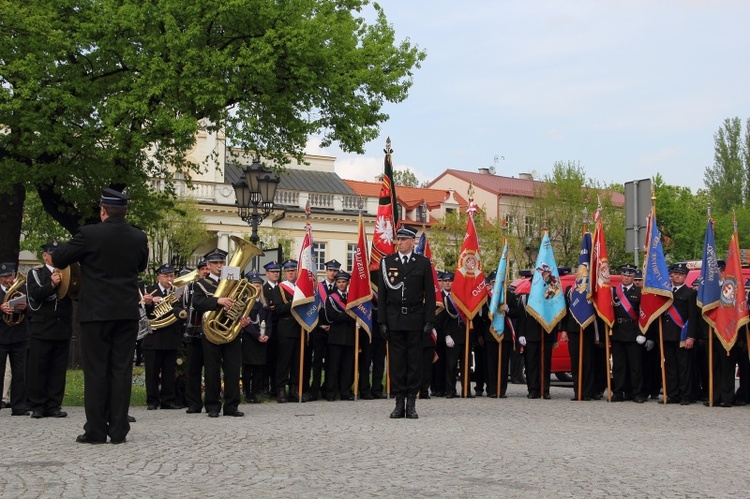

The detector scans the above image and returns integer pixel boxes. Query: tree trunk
[0,183,26,263]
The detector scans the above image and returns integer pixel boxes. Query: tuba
[3,274,27,326]
[203,236,264,345]
[148,268,201,330]
[57,262,82,300]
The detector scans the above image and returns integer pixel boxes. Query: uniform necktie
[402,255,408,265]
[342,293,347,301]
[672,287,677,293]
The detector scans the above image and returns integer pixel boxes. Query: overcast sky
[306,0,750,192]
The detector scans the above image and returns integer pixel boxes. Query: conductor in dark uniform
[26,242,73,419]
[377,225,436,419]
[141,264,184,410]
[53,188,149,444]
[192,249,244,418]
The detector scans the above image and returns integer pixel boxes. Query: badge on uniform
[388,268,399,284]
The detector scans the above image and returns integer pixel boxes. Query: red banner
[369,139,398,273]
[705,230,749,351]
[451,208,487,320]
[588,208,615,327]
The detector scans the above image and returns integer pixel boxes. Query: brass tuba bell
[202,236,264,345]
[3,273,27,327]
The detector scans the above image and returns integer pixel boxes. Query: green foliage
[704,117,748,212]
[20,190,70,258]
[0,0,426,253]
[258,227,295,261]
[393,168,420,187]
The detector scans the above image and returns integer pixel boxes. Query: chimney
[518,172,533,181]
[478,167,490,175]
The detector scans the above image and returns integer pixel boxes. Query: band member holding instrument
[192,249,244,418]
[26,242,73,419]
[239,271,271,404]
[184,258,210,414]
[0,262,30,416]
[53,188,149,445]
[141,264,184,410]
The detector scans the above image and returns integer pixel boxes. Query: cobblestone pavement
[1,382,748,498]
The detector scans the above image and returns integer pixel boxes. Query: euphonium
[203,236,264,345]
[3,273,27,326]
[149,269,199,330]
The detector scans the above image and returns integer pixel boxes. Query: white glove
[636,335,646,345]
[518,336,527,347]
[645,340,655,351]
[446,335,455,348]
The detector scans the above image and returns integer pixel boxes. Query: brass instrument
[149,269,199,330]
[203,236,264,345]
[3,274,27,326]
[57,262,82,300]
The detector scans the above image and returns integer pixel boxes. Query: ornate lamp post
[232,158,281,245]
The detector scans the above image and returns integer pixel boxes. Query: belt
[399,304,423,315]
[615,318,635,324]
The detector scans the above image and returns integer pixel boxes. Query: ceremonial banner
[589,208,614,327]
[697,218,721,318]
[570,232,596,328]
[704,228,749,351]
[488,239,508,341]
[451,204,487,320]
[638,210,673,333]
[415,232,443,314]
[526,231,566,333]
[291,223,322,331]
[346,214,373,339]
[369,138,399,273]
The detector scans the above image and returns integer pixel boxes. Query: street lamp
[232,158,281,245]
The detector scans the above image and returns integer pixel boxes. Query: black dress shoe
[161,402,184,410]
[0,401,7,409]
[11,410,30,416]
[301,392,317,402]
[325,395,336,402]
[733,399,746,406]
[277,394,288,404]
[186,406,202,414]
[487,393,498,398]
[127,415,136,423]
[499,394,507,399]
[372,392,384,399]
[360,392,374,400]
[592,393,603,400]
[633,396,647,404]
[431,391,444,398]
[543,393,551,400]
[147,404,158,410]
[665,398,681,404]
[246,396,260,404]
[31,410,45,419]
[445,393,456,399]
[208,411,220,418]
[419,393,430,400]
[45,409,68,418]
[527,393,540,399]
[680,399,692,406]
[225,411,244,417]
[76,433,105,444]
[110,437,126,445]
[610,393,625,402]
[719,402,733,408]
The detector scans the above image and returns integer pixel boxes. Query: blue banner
[570,232,596,328]
[489,240,508,339]
[697,218,720,316]
[526,232,567,333]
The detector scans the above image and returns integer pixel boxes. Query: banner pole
[659,317,667,404]
[463,320,471,397]
[708,326,714,407]
[605,326,612,402]
[497,340,502,399]
[540,326,545,398]
[578,326,584,401]
[298,326,305,403]
[354,323,360,401]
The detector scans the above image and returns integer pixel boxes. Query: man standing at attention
[377,225,436,419]
[53,188,149,444]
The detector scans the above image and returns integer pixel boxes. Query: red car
[510,273,623,381]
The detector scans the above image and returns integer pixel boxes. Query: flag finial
[384,136,392,155]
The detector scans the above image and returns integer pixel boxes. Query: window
[504,213,517,232]
[524,216,535,238]
[347,243,358,272]
[312,242,326,272]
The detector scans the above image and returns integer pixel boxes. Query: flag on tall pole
[588,205,615,327]
[570,231,596,328]
[415,232,443,313]
[703,214,749,351]
[346,212,373,339]
[291,208,322,331]
[638,208,673,333]
[369,137,399,274]
[488,238,509,340]
[451,191,487,319]
[697,215,721,321]
[526,231,567,333]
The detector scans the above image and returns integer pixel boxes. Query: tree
[0,0,426,261]
[704,117,747,212]
[393,169,419,187]
[144,198,210,274]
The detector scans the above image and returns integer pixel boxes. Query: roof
[225,164,355,195]
[344,179,469,211]
[428,169,625,206]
